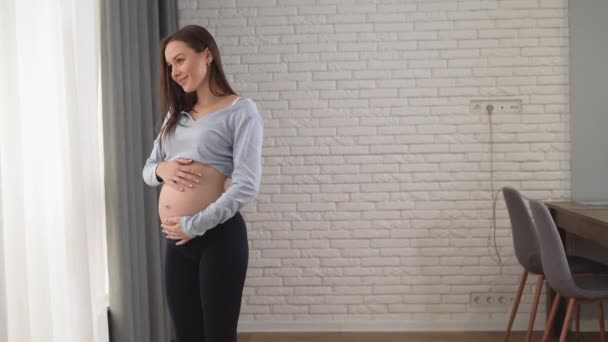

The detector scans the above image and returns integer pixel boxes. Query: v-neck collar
[180,97,245,122]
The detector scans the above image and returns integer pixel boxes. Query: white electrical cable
[489,188,502,264]
[486,103,534,265]
[486,104,503,264]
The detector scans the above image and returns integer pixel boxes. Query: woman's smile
[177,75,188,87]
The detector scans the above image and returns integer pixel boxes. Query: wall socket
[470,99,522,114]
[470,292,515,307]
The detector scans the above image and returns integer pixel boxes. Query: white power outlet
[470,99,522,114]
[470,292,515,307]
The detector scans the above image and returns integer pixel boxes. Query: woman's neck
[195,81,220,107]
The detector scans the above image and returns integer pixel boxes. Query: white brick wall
[178,0,570,331]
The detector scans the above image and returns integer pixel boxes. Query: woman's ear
[204,48,213,65]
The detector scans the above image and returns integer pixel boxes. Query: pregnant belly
[158,162,227,220]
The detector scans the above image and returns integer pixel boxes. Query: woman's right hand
[156,159,202,192]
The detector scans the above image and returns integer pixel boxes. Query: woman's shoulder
[229,97,263,128]
[237,96,257,110]
[232,97,260,116]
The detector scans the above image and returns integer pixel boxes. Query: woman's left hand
[161,217,192,246]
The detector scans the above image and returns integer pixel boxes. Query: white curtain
[0,0,109,341]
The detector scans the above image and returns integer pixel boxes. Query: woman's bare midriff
[158,161,227,221]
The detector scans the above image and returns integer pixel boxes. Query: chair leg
[505,270,528,342]
[599,300,606,342]
[576,303,580,341]
[543,293,561,342]
[526,274,544,342]
[559,298,577,342]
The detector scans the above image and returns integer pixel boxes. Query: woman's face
[164,40,212,93]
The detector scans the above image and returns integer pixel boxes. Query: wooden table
[546,201,608,336]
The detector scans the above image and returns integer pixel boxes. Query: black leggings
[164,212,248,342]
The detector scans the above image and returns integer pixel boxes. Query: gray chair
[530,199,608,342]
[502,187,608,342]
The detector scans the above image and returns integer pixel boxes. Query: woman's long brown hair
[158,25,237,150]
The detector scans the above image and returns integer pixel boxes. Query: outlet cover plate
[470,99,522,114]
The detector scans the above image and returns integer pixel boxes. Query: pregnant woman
[142,25,263,342]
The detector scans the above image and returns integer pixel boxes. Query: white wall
[570,0,608,202]
[178,0,570,331]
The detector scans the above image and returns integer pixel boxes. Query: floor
[239,331,602,341]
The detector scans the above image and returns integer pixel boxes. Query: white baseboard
[240,317,608,333]
[238,317,545,333]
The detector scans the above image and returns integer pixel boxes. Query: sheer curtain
[0,0,109,341]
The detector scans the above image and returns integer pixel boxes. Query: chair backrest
[502,186,542,273]
[529,199,577,297]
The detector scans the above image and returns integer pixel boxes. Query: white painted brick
[309,305,347,314]
[180,0,569,327]
[262,249,300,259]
[284,277,323,286]
[297,202,336,212]
[271,194,311,203]
[258,203,296,212]
[294,24,333,34]
[298,6,336,15]
[313,71,352,80]
[252,239,290,249]
[236,0,274,7]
